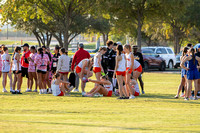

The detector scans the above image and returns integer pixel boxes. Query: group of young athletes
[0,41,145,99]
[176,43,200,101]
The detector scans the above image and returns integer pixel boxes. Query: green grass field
[0,73,200,133]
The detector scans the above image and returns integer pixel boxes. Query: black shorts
[37,70,47,74]
[21,67,29,78]
[13,70,22,74]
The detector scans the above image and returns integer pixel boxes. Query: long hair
[182,47,188,56]
[53,72,60,80]
[98,47,107,52]
[38,48,43,59]
[190,48,195,65]
[117,45,123,56]
[12,46,21,60]
[124,44,131,51]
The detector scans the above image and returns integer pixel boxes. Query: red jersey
[71,48,90,71]
[21,50,31,68]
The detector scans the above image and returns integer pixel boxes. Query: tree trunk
[137,20,142,52]
[63,31,69,50]
[102,33,106,46]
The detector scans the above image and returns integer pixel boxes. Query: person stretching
[84,76,113,97]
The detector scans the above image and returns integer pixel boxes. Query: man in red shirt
[71,43,90,92]
[21,43,31,92]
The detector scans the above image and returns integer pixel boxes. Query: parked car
[193,43,200,50]
[141,46,176,69]
[141,49,166,71]
[174,51,182,68]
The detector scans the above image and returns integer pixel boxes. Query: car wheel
[159,61,166,71]
[144,62,149,71]
[168,60,173,69]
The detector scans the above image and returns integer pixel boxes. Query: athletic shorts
[13,70,22,74]
[37,70,47,74]
[75,66,82,73]
[21,67,29,78]
[59,72,69,75]
[126,67,133,74]
[134,91,140,96]
[134,65,142,73]
[57,91,64,96]
[93,67,101,73]
[116,71,126,76]
[181,68,187,78]
[187,70,200,80]
[107,91,112,97]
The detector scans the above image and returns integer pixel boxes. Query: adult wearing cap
[21,43,31,92]
[71,43,90,92]
[132,45,145,94]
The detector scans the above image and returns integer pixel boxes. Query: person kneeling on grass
[51,73,73,96]
[84,76,113,97]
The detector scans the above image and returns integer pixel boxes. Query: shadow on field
[139,93,200,104]
[1,120,151,131]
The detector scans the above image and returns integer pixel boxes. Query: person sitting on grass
[51,72,73,96]
[84,76,113,97]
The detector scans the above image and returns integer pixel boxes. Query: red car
[142,49,166,71]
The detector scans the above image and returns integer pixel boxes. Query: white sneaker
[129,95,135,99]
[82,92,86,96]
[2,89,8,92]
[73,89,79,92]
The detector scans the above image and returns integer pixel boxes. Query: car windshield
[142,49,154,54]
[142,48,156,53]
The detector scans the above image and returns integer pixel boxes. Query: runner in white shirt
[10,46,22,94]
[75,58,93,95]
[124,44,135,99]
[113,45,129,99]
[1,46,13,93]
[93,47,107,83]
[84,76,113,97]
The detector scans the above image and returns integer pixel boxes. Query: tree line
[0,0,200,54]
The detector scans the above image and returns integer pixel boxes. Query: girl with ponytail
[181,48,200,100]
[113,45,129,99]
[175,47,188,98]
[34,47,50,94]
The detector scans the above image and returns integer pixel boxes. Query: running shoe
[124,97,130,99]
[184,97,189,101]
[26,89,32,92]
[12,91,16,94]
[142,90,145,94]
[117,97,124,99]
[16,91,22,94]
[33,89,38,92]
[174,95,179,99]
[194,97,198,100]
[82,92,86,96]
[129,95,135,99]
[73,89,79,92]
[2,89,8,92]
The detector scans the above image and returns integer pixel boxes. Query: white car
[142,47,176,68]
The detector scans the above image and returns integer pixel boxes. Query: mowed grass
[0,73,200,133]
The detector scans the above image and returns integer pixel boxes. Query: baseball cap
[132,45,138,49]
[22,43,29,47]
